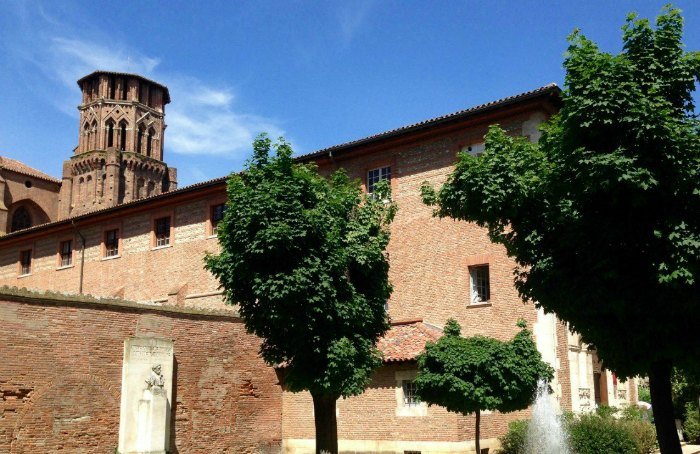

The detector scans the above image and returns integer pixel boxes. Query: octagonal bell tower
[58,71,178,218]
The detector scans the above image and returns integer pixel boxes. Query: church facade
[0,71,636,453]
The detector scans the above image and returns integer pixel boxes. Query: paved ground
[681,444,700,454]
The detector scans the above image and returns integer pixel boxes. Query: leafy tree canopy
[422,7,699,451]
[415,319,553,454]
[206,134,397,398]
[422,5,700,380]
[414,319,554,414]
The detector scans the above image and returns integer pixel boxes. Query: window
[469,265,490,304]
[11,207,32,232]
[104,229,119,257]
[147,127,155,157]
[367,166,391,194]
[106,120,115,148]
[402,380,420,407]
[119,120,128,151]
[211,203,225,234]
[59,240,72,267]
[461,142,485,157]
[154,217,171,247]
[19,249,32,275]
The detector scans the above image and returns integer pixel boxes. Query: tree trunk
[649,360,682,454]
[475,408,481,454]
[311,392,338,454]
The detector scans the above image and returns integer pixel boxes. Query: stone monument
[118,337,174,454]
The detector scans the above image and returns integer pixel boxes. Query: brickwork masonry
[0,288,282,453]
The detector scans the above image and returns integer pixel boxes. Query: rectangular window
[19,249,32,275]
[211,203,225,234]
[469,265,490,304]
[155,217,171,247]
[367,166,391,194]
[59,240,72,267]
[104,229,119,257]
[402,380,420,407]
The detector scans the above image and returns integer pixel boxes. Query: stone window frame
[395,370,428,417]
[465,254,494,307]
[151,211,174,250]
[18,245,34,277]
[363,156,397,196]
[102,223,123,260]
[56,235,75,269]
[206,197,227,238]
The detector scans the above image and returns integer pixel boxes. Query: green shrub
[620,419,657,454]
[638,384,651,403]
[595,405,619,419]
[497,419,528,454]
[621,404,653,423]
[567,414,637,454]
[497,410,657,454]
[685,402,700,443]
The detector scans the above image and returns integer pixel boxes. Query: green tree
[422,7,699,453]
[205,134,397,454]
[414,319,553,454]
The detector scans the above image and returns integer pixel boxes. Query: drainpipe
[71,220,86,295]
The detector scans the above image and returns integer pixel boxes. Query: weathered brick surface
[0,90,574,450]
[282,108,554,444]
[283,363,533,444]
[0,190,227,308]
[0,293,281,453]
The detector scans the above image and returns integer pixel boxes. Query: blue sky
[0,1,698,186]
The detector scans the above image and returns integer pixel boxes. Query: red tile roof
[0,156,61,184]
[378,319,443,363]
[296,83,560,162]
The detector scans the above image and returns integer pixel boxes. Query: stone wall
[0,289,281,453]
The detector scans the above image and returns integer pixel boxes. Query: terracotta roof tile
[296,83,560,162]
[0,156,61,184]
[378,319,443,363]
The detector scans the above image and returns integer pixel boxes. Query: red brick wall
[282,362,533,445]
[316,111,542,338]
[0,192,227,309]
[0,292,281,453]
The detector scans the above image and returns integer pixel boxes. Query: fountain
[525,380,570,454]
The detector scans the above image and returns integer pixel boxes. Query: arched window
[147,127,155,157]
[137,125,145,154]
[136,178,145,199]
[121,78,128,100]
[79,176,87,204]
[11,207,32,232]
[109,77,116,99]
[90,120,98,150]
[83,122,90,152]
[106,120,115,148]
[86,175,94,202]
[98,174,106,198]
[119,120,128,151]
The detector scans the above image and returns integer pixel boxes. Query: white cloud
[337,0,376,44]
[49,37,160,85]
[25,34,284,158]
[165,77,284,157]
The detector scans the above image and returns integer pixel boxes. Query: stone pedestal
[118,337,173,454]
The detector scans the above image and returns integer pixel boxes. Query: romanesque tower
[58,71,177,218]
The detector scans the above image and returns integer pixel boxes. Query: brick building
[0,71,636,453]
